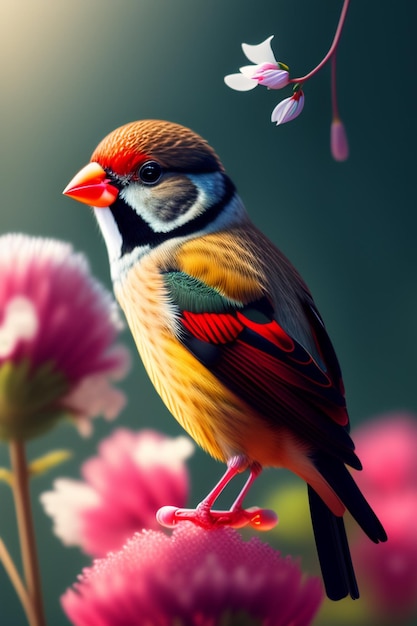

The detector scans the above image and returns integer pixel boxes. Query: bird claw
[156,504,278,531]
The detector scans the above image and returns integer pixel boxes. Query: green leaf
[0,468,13,486]
[29,449,72,477]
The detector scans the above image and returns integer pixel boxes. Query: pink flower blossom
[62,523,323,626]
[351,413,417,621]
[224,36,289,91]
[330,118,349,161]
[41,428,194,556]
[0,234,129,439]
[353,529,417,622]
[353,412,417,495]
[271,91,305,125]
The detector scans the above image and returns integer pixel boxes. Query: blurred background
[0,0,415,624]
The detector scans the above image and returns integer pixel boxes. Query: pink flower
[354,530,417,622]
[41,428,194,556]
[62,523,323,626]
[271,91,305,125]
[224,36,289,91]
[330,118,349,161]
[351,413,417,621]
[353,412,417,495]
[0,234,129,440]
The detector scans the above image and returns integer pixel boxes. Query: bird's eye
[139,161,163,185]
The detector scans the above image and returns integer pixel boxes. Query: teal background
[0,1,415,624]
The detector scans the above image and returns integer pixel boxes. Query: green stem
[10,440,47,626]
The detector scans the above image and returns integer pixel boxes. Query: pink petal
[41,429,194,557]
[252,65,290,89]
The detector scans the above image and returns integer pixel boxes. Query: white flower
[224,36,289,92]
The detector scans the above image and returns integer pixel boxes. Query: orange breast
[113,239,345,516]
[114,250,249,462]
[114,244,300,466]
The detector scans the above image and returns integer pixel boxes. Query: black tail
[308,485,359,600]
[308,454,387,600]
[314,454,387,544]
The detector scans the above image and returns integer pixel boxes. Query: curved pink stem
[331,53,339,119]
[290,0,351,84]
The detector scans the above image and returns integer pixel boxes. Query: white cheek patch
[120,172,226,234]
[93,207,122,264]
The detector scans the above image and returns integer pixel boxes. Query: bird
[63,119,387,600]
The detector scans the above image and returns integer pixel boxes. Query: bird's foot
[157,457,277,531]
[156,503,278,531]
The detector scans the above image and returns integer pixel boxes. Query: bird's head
[64,120,243,280]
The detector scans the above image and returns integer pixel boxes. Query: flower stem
[331,53,340,120]
[290,0,351,84]
[9,440,47,626]
[0,537,36,625]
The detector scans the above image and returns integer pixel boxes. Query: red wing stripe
[237,312,294,352]
[182,311,243,345]
[181,311,207,342]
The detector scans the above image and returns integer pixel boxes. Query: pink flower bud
[330,118,349,161]
[271,91,305,125]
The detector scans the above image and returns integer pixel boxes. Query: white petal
[133,434,194,471]
[239,64,258,78]
[40,479,99,546]
[224,73,258,91]
[63,373,128,427]
[0,297,38,357]
[242,35,276,65]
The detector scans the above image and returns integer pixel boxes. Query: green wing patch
[163,271,243,313]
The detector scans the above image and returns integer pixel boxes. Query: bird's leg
[197,455,250,514]
[157,456,278,531]
[229,461,262,511]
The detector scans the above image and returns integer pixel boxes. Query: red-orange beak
[63,162,119,207]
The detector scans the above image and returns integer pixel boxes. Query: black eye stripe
[139,161,163,185]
